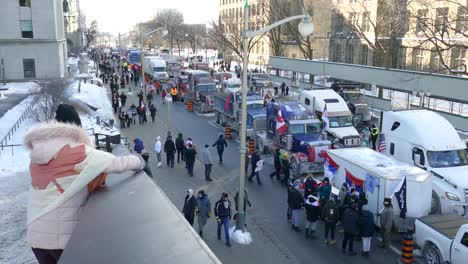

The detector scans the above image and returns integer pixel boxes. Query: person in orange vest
[170,86,178,103]
[155,80,161,95]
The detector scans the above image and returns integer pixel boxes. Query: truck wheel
[291,158,299,178]
[430,191,442,215]
[423,243,442,264]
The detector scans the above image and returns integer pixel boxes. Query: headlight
[446,192,461,201]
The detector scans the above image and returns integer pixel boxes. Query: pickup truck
[415,214,468,264]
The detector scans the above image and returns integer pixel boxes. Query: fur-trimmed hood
[24,122,93,164]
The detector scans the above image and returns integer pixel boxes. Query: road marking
[196,112,215,117]
[208,121,220,129]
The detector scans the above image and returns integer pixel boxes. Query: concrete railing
[59,145,222,264]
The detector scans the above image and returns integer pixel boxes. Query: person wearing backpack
[322,198,339,246]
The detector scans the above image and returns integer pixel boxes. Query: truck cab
[248,73,274,97]
[166,60,180,78]
[339,89,372,125]
[261,102,332,176]
[381,110,468,215]
[299,89,361,148]
[175,75,189,101]
[144,56,169,83]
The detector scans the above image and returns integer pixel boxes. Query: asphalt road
[116,83,402,264]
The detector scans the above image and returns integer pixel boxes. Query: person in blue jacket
[359,205,375,257]
[133,138,144,154]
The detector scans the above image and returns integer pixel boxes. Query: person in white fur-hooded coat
[23,104,145,264]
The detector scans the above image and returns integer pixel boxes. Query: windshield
[427,149,468,168]
[343,92,362,101]
[226,83,241,89]
[329,116,353,128]
[290,124,306,135]
[153,67,165,72]
[246,103,264,110]
[179,78,188,84]
[197,85,215,92]
[305,123,322,134]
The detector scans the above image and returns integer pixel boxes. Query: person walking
[149,104,157,123]
[234,188,252,221]
[212,133,227,164]
[161,89,167,104]
[286,85,289,96]
[133,138,144,154]
[280,82,286,96]
[281,152,291,185]
[342,202,359,256]
[370,124,379,150]
[120,92,127,107]
[214,192,232,247]
[202,145,213,181]
[185,143,197,177]
[323,198,339,246]
[363,126,371,147]
[248,151,263,185]
[338,183,350,223]
[175,133,185,163]
[196,190,211,238]
[304,194,320,239]
[154,136,162,167]
[25,104,144,264]
[118,108,126,129]
[269,148,282,181]
[288,181,304,232]
[164,135,176,167]
[182,189,198,226]
[380,198,393,254]
[359,205,375,257]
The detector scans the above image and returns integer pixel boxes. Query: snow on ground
[0,96,35,141]
[0,82,41,95]
[230,226,253,245]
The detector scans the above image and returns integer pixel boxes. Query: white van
[326,147,432,228]
[380,110,468,215]
[299,89,361,148]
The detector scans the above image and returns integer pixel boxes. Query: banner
[365,173,379,194]
[324,153,339,179]
[345,169,364,193]
[394,176,407,219]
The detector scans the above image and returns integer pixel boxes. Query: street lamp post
[235,0,315,232]
[140,26,168,93]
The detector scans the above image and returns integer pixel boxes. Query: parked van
[299,89,361,148]
[380,110,468,215]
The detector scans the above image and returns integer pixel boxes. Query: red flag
[276,108,288,134]
[224,94,231,111]
[345,169,364,193]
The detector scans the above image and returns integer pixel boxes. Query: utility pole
[1,58,5,85]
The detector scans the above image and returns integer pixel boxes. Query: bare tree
[82,20,98,48]
[183,24,207,55]
[145,9,184,52]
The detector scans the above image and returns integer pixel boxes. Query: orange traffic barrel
[249,138,255,154]
[187,100,193,112]
[225,126,231,139]
[400,234,414,264]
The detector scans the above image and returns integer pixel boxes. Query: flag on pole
[276,107,288,134]
[322,103,329,130]
[394,176,407,219]
[378,133,387,152]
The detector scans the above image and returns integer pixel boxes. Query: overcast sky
[80,0,219,35]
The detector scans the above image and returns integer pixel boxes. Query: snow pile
[0,82,41,95]
[0,92,7,100]
[0,96,35,141]
[229,226,253,245]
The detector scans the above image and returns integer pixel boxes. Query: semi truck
[126,49,141,64]
[380,110,468,215]
[187,70,216,113]
[255,102,332,176]
[339,88,372,125]
[143,56,169,83]
[325,147,432,228]
[214,91,265,136]
[299,89,362,148]
[414,214,468,264]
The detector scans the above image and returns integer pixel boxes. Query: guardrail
[0,99,36,146]
[0,143,22,155]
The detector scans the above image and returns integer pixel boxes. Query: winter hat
[55,104,82,127]
[156,136,161,140]
[187,189,193,197]
[205,144,209,148]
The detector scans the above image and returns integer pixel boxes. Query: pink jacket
[24,122,143,250]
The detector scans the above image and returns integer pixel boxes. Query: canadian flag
[276,108,288,134]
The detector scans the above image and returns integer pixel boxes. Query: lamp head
[298,13,314,37]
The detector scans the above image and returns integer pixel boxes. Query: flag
[224,94,231,111]
[322,103,329,130]
[365,173,379,194]
[378,133,387,152]
[276,107,288,134]
[394,176,407,219]
[324,152,339,179]
[345,169,364,193]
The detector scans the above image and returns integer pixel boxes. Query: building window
[435,7,449,33]
[335,15,343,33]
[19,0,31,7]
[360,45,368,65]
[23,58,36,78]
[333,44,342,62]
[451,47,467,72]
[430,49,445,72]
[456,6,468,33]
[345,44,354,63]
[412,48,425,71]
[361,12,370,32]
[20,20,33,38]
[349,12,358,27]
[416,9,428,33]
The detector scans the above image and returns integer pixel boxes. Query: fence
[0,99,36,149]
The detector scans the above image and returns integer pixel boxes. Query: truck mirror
[414,153,422,167]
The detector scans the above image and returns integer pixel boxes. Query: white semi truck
[143,56,169,82]
[380,110,468,215]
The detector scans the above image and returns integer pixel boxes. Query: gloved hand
[207,211,211,218]
[195,208,199,216]
[216,217,221,224]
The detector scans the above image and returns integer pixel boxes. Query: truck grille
[344,137,361,147]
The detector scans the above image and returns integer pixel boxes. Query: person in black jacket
[342,203,360,256]
[182,189,198,226]
[304,194,320,239]
[281,153,291,185]
[269,148,282,181]
[303,174,317,199]
[359,205,375,257]
[175,133,185,163]
[214,192,232,247]
[212,134,227,164]
[288,181,304,231]
[164,135,176,167]
[185,143,197,177]
[149,104,156,123]
[248,151,262,185]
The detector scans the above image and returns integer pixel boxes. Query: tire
[423,243,442,264]
[431,191,442,215]
[290,158,299,178]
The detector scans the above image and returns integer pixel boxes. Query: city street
[117,84,401,264]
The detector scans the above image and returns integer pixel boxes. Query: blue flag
[365,173,378,194]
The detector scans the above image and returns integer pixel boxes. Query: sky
[80,0,218,35]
